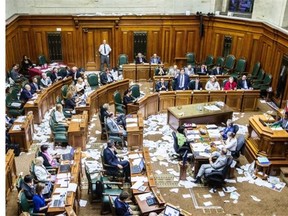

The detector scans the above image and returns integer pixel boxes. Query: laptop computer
[61,148,75,161]
[131,158,145,174]
[164,204,180,216]
[59,164,71,173]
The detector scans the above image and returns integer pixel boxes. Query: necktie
[180,75,184,88]
[104,44,106,55]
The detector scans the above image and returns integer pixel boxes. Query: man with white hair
[40,73,52,88]
[20,84,35,103]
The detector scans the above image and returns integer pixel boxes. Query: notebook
[131,158,145,174]
[164,204,180,216]
[61,148,75,161]
[59,164,71,173]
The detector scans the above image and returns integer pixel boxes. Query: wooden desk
[47,148,81,215]
[245,115,288,175]
[6,149,17,201]
[24,77,73,124]
[127,112,144,150]
[167,103,233,131]
[123,64,162,81]
[8,112,34,152]
[68,111,88,150]
[174,57,187,68]
[242,90,260,111]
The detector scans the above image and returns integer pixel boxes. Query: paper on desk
[203,201,213,206]
[251,195,261,202]
[68,183,77,192]
[138,192,153,201]
[206,124,218,129]
[131,181,144,190]
[131,176,148,183]
[203,194,212,198]
[170,188,179,193]
[126,118,137,123]
[12,125,22,131]
[79,199,88,207]
[182,194,191,198]
[54,188,67,194]
[129,153,141,159]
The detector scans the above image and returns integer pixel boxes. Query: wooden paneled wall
[6,15,288,107]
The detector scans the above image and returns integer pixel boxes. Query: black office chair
[172,131,191,160]
[204,156,233,192]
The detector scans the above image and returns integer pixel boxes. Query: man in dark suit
[135,53,147,64]
[189,77,203,90]
[150,53,161,64]
[20,84,35,103]
[100,68,114,85]
[155,78,168,92]
[70,66,82,84]
[30,77,41,94]
[237,75,252,89]
[211,65,224,75]
[196,64,208,75]
[175,68,190,90]
[103,140,130,182]
[123,89,136,108]
[21,175,36,200]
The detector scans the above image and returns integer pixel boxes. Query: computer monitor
[164,204,180,216]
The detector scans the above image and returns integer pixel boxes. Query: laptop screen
[164,205,180,216]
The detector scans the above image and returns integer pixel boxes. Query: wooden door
[82,28,112,71]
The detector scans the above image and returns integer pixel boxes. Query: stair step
[280,172,288,186]
[280,167,288,176]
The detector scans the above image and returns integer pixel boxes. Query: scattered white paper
[203,201,213,206]
[218,191,225,197]
[203,194,212,198]
[79,199,88,207]
[182,194,191,198]
[250,195,261,202]
[170,188,179,193]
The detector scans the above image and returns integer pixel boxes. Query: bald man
[99,39,111,71]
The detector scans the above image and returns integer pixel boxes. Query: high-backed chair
[249,61,261,79]
[6,93,24,117]
[38,55,47,66]
[118,54,128,74]
[108,195,118,216]
[251,69,265,85]
[215,56,225,67]
[204,54,214,69]
[98,113,107,140]
[130,84,144,98]
[186,52,196,67]
[113,91,125,114]
[61,85,69,99]
[18,190,45,216]
[104,117,125,147]
[231,57,247,78]
[172,131,191,160]
[49,118,68,147]
[253,73,272,90]
[87,73,99,90]
[231,134,246,159]
[223,54,236,74]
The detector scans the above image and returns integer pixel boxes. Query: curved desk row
[24,78,130,124]
[127,90,260,118]
[123,63,163,81]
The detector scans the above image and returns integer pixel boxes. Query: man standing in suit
[237,75,252,89]
[194,148,228,184]
[189,77,202,90]
[211,64,223,75]
[155,78,168,92]
[175,68,190,90]
[135,53,147,64]
[99,39,112,71]
[103,140,130,182]
[150,53,161,64]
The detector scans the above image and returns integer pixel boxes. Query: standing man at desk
[103,140,131,182]
[135,53,147,64]
[99,39,112,71]
[194,148,228,184]
[150,53,161,64]
[175,68,189,90]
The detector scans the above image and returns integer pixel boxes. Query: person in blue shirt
[220,119,235,140]
[271,112,288,130]
[114,191,140,216]
[33,183,51,214]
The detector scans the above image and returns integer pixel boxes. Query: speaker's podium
[127,111,144,151]
[245,114,288,175]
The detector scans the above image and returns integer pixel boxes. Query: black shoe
[194,177,202,184]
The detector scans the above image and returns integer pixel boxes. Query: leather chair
[231,134,246,159]
[223,54,236,74]
[118,54,128,74]
[6,93,24,118]
[249,61,261,80]
[251,69,265,86]
[253,73,272,90]
[61,85,69,99]
[231,57,247,78]
[18,190,45,216]
[49,118,68,147]
[204,54,214,69]
[38,55,47,66]
[98,113,107,140]
[215,56,225,67]
[204,156,234,192]
[87,73,99,90]
[113,91,126,114]
[130,84,144,98]
[186,52,196,67]
[104,117,125,147]
[172,131,191,160]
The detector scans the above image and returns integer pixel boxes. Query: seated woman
[205,75,220,90]
[176,126,192,151]
[21,55,33,72]
[64,91,78,111]
[75,77,86,95]
[33,183,52,214]
[224,76,237,90]
[38,145,59,168]
[34,157,55,182]
[220,119,235,140]
[55,104,69,124]
[225,132,237,155]
[123,89,136,108]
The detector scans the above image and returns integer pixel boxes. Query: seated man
[168,65,179,76]
[135,52,147,64]
[21,175,36,200]
[220,119,235,140]
[185,64,195,75]
[20,84,36,103]
[155,78,168,92]
[271,111,288,130]
[150,53,161,64]
[40,73,52,88]
[30,77,41,94]
[10,64,24,82]
[194,147,228,184]
[114,191,140,216]
[196,64,208,75]
[174,68,189,90]
[103,140,130,182]
[189,77,202,90]
[237,75,252,89]
[100,68,114,85]
[211,64,223,75]
[106,113,127,137]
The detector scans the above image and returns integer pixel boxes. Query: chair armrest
[115,102,126,108]
[103,181,123,185]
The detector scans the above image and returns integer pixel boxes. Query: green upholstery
[98,113,107,140]
[186,52,196,66]
[252,69,265,84]
[61,85,68,99]
[38,55,47,66]
[171,79,177,90]
[250,61,261,79]
[10,87,21,101]
[87,73,99,90]
[130,84,141,98]
[223,55,236,74]
[204,55,214,68]
[118,54,128,69]
[253,73,272,90]
[50,110,68,130]
[6,93,24,117]
[49,118,68,144]
[104,117,124,146]
[215,56,225,67]
[231,57,247,78]
[46,71,53,79]
[18,190,45,216]
[113,91,125,114]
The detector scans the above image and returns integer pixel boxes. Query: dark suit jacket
[50,73,57,83]
[30,82,40,94]
[38,152,52,167]
[70,71,81,82]
[21,182,35,200]
[212,67,223,75]
[175,73,190,90]
[100,107,110,122]
[135,57,147,64]
[150,56,161,64]
[100,72,114,85]
[155,81,168,92]
[123,95,135,106]
[64,98,76,110]
[237,79,251,89]
[103,147,119,167]
[20,88,33,102]
[114,197,130,216]
[189,80,203,90]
